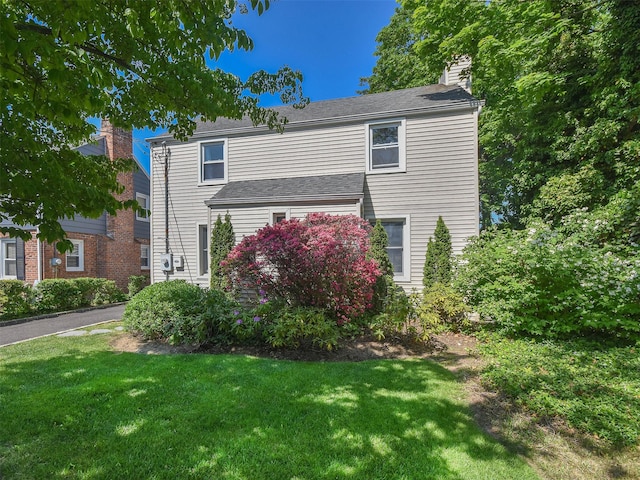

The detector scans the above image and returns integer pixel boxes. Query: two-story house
[0,120,151,290]
[147,71,481,291]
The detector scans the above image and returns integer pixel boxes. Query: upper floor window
[66,239,84,272]
[199,140,227,184]
[136,193,150,222]
[366,119,406,174]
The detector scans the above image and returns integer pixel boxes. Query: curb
[0,302,127,327]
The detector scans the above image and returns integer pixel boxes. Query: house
[147,68,481,292]
[0,120,151,290]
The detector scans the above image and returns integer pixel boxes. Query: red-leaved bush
[222,213,380,323]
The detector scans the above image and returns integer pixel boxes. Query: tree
[423,216,452,289]
[366,0,639,236]
[368,219,394,313]
[0,0,306,246]
[210,213,235,291]
[358,0,433,94]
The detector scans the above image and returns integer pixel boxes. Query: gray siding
[134,168,151,239]
[150,106,479,291]
[60,214,107,235]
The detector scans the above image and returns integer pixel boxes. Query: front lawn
[0,325,537,479]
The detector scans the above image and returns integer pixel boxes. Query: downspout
[36,231,42,283]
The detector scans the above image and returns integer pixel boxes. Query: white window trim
[135,193,150,222]
[140,244,150,270]
[365,118,406,174]
[0,238,17,279]
[66,239,84,272]
[197,223,210,278]
[269,208,291,225]
[198,139,228,186]
[373,215,411,283]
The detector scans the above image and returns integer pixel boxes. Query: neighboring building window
[136,193,150,221]
[0,239,17,279]
[366,119,406,173]
[378,217,410,282]
[140,244,150,270]
[198,224,209,276]
[66,240,84,272]
[199,140,227,184]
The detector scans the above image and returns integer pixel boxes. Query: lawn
[0,324,538,480]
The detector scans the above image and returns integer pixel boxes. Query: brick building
[0,120,151,291]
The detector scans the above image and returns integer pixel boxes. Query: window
[140,244,150,270]
[136,193,150,221]
[270,209,290,225]
[377,217,410,282]
[0,239,17,279]
[366,119,406,173]
[66,240,84,272]
[199,140,227,184]
[198,224,209,276]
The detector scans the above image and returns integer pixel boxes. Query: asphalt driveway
[0,304,126,347]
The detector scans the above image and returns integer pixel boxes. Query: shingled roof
[205,172,365,207]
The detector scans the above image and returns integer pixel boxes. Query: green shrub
[34,279,83,313]
[127,275,149,298]
[423,216,452,289]
[262,306,340,350]
[369,285,415,341]
[0,280,33,320]
[210,213,235,291]
[93,279,126,305]
[455,224,640,338]
[415,283,470,333]
[368,220,394,314]
[123,281,235,346]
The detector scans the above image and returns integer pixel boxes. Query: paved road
[0,304,126,347]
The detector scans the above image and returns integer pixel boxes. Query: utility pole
[162,141,170,281]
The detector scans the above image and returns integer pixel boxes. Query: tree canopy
[365,0,639,240]
[0,0,306,244]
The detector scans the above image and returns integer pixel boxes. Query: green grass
[0,325,538,479]
[480,336,640,446]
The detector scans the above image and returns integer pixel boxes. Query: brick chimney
[99,119,141,290]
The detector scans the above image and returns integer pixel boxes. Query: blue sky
[133,0,398,172]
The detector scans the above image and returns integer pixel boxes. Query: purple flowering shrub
[223,213,380,324]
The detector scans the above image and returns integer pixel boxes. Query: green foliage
[262,306,340,351]
[124,281,239,346]
[127,274,149,298]
[423,216,452,289]
[368,220,394,313]
[1,1,307,244]
[369,285,415,341]
[481,337,640,446]
[455,224,640,338]
[0,280,33,320]
[33,278,125,314]
[210,213,235,291]
[416,283,469,334]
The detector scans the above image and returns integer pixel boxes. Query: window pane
[372,147,399,168]
[67,257,79,268]
[372,126,398,146]
[199,226,208,274]
[203,143,224,161]
[5,260,16,276]
[382,222,403,247]
[203,162,224,180]
[5,242,16,259]
[387,248,403,274]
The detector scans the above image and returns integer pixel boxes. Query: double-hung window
[198,224,209,276]
[199,140,227,184]
[0,239,17,279]
[366,119,406,173]
[378,217,410,282]
[136,193,150,221]
[66,240,84,272]
[140,245,150,270]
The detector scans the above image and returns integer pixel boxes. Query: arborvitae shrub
[210,213,235,290]
[423,216,452,288]
[369,220,394,313]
